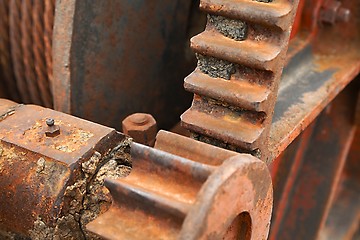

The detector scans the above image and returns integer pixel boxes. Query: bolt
[122,113,157,146]
[130,114,149,126]
[336,7,350,23]
[319,0,350,25]
[45,118,60,137]
[46,118,55,127]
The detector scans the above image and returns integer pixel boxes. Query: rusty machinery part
[9,0,29,103]
[0,99,132,239]
[21,0,43,105]
[355,90,360,126]
[32,0,53,107]
[319,0,350,25]
[0,0,55,107]
[269,84,360,240]
[87,130,273,240]
[0,0,19,101]
[44,0,55,87]
[122,113,157,147]
[180,0,300,162]
[0,99,273,239]
[52,0,198,131]
[268,0,360,162]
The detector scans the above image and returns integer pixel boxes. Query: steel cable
[21,0,43,105]
[44,0,55,100]
[0,0,20,100]
[9,0,31,103]
[33,0,52,107]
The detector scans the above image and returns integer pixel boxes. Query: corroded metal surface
[269,84,358,240]
[269,0,360,161]
[53,0,194,130]
[181,0,300,162]
[87,130,273,239]
[320,129,360,240]
[0,0,358,239]
[0,99,130,239]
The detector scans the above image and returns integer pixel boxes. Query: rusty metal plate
[269,85,358,239]
[53,0,195,130]
[269,6,360,161]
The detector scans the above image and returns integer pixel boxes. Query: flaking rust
[181,0,300,162]
[0,100,132,239]
[87,130,273,240]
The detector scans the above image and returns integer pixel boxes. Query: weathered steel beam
[269,84,358,239]
[269,0,360,161]
[320,128,360,240]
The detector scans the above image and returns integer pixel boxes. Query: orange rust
[21,0,43,105]
[269,0,360,161]
[87,131,273,239]
[0,101,128,237]
[44,0,55,89]
[9,0,31,103]
[33,0,52,107]
[0,0,20,101]
[181,0,301,162]
[290,0,305,39]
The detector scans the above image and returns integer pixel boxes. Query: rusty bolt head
[320,0,350,25]
[336,8,350,23]
[122,113,157,146]
[45,118,60,137]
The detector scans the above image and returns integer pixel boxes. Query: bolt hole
[223,212,252,240]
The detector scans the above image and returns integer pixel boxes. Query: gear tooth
[182,0,300,157]
[191,30,282,71]
[87,132,272,240]
[200,0,294,30]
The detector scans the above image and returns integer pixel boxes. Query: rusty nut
[320,0,350,25]
[122,113,157,146]
[45,118,60,137]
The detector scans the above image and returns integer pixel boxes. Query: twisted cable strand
[21,0,43,105]
[0,0,20,100]
[9,0,31,103]
[33,0,52,107]
[44,0,55,100]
